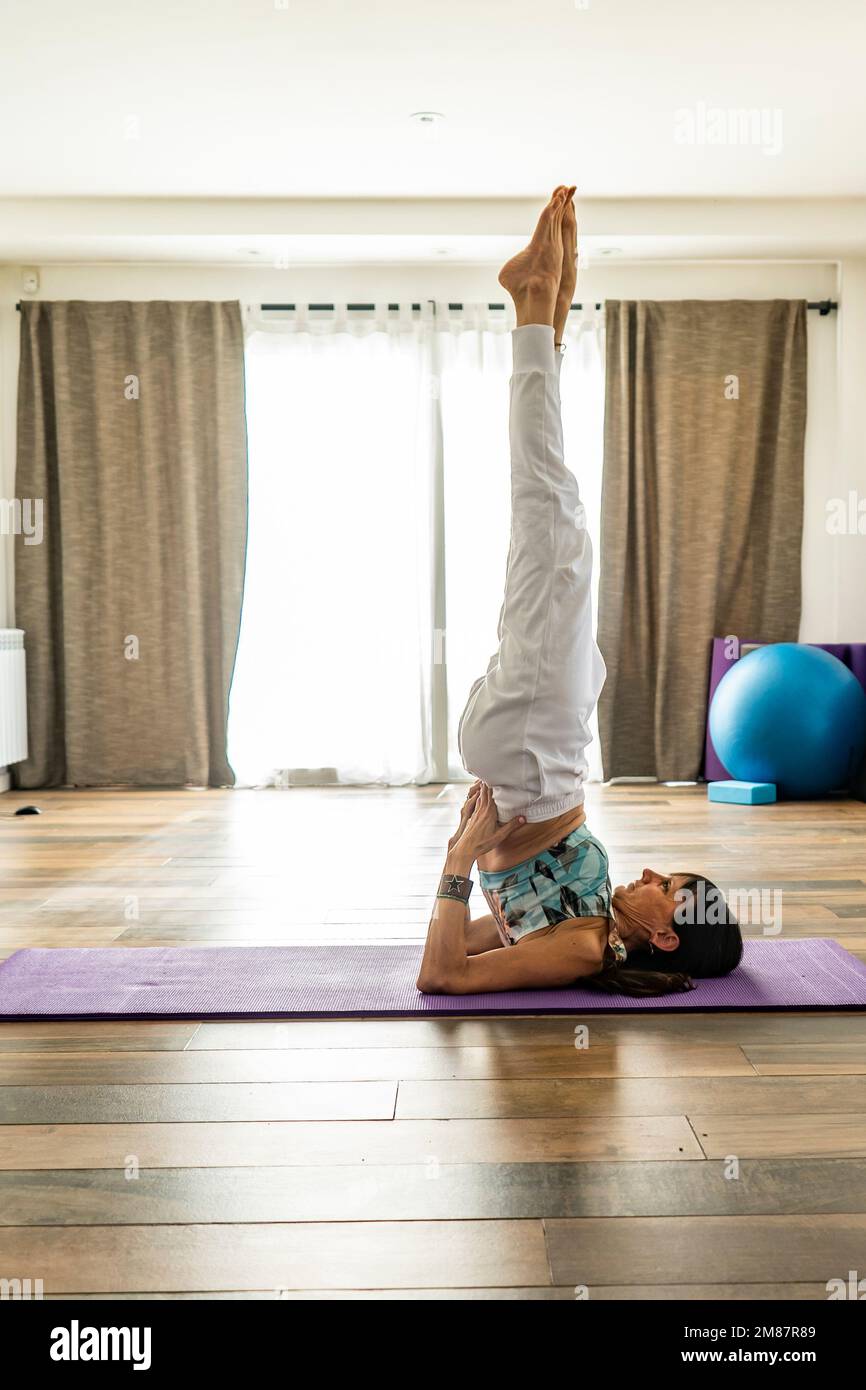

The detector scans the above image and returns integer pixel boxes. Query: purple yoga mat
[1,940,865,1018]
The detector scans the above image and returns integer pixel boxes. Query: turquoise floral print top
[479,823,624,954]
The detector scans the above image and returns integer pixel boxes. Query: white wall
[0,255,855,643]
[835,258,866,639]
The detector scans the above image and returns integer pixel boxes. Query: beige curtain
[14,301,248,787]
[598,299,807,782]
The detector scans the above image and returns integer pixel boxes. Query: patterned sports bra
[479,823,627,958]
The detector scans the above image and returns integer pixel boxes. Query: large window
[227,305,605,787]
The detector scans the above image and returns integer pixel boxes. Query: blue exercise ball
[709,643,866,798]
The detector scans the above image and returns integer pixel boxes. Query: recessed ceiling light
[410,111,445,126]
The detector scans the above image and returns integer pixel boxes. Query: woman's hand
[446,783,524,873]
[447,781,482,854]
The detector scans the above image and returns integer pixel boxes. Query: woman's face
[612,868,691,946]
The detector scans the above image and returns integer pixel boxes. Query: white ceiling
[1,0,865,199]
[2,197,862,265]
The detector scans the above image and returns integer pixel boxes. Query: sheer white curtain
[228,303,606,787]
[228,305,437,786]
[439,305,606,779]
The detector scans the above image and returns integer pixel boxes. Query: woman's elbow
[416,970,456,995]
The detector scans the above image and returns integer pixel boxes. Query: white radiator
[0,629,27,766]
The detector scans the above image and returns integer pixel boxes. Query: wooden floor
[2,782,866,1300]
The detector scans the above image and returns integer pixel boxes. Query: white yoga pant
[458,324,606,823]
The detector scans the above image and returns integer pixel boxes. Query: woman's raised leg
[458,188,606,822]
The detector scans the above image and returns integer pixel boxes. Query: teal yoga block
[708,780,777,805]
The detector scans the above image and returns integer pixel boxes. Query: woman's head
[612,868,743,978]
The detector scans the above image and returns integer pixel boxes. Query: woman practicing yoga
[418,186,743,997]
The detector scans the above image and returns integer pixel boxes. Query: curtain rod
[258,301,604,312]
[14,298,840,314]
[259,300,839,314]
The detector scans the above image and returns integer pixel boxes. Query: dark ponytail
[586,875,743,998]
[585,957,695,997]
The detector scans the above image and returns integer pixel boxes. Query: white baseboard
[0,768,11,793]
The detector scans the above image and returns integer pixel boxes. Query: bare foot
[555,186,577,345]
[498,187,569,327]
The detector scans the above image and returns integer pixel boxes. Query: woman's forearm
[416,848,474,991]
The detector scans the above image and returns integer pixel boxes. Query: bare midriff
[477,802,587,874]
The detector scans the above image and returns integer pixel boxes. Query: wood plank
[188,1013,866,1050]
[396,1074,866,1119]
[0,1219,551,1292]
[545,1214,866,1286]
[0,1042,755,1085]
[0,1023,201,1054]
[4,1156,865,1225]
[0,1082,398,1124]
[0,1116,702,1168]
[691,1111,866,1158]
[743,1043,866,1074]
[0,928,128,947]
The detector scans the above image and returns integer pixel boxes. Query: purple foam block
[1,940,865,1018]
